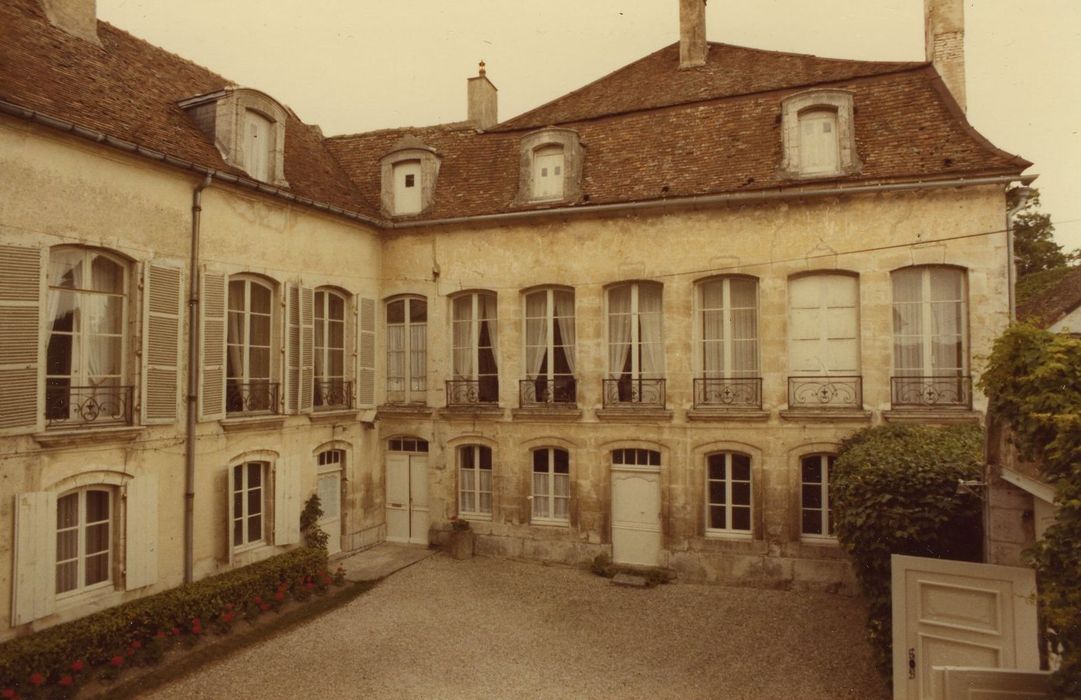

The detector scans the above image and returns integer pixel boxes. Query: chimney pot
[39,0,100,45]
[467,61,498,130]
[924,0,966,112]
[679,0,708,69]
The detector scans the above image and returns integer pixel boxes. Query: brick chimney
[924,0,965,111]
[39,0,100,45]
[679,0,708,69]
[467,62,498,130]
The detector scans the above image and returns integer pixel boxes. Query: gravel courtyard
[143,555,887,700]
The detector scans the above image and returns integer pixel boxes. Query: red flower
[221,611,235,623]
[58,676,73,688]
[110,656,125,668]
[28,673,45,687]
[129,640,142,650]
[171,627,181,636]
[253,596,263,605]
[259,603,271,612]
[305,581,315,590]
[1,688,16,699]
[70,659,85,673]
[191,625,203,635]
[273,591,285,602]
[191,617,201,626]
[154,631,166,639]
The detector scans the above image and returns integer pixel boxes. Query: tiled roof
[1018,266,1081,328]
[0,0,367,214]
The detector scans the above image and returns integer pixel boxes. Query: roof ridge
[327,121,477,141]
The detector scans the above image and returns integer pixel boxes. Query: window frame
[531,447,570,525]
[531,145,566,200]
[704,451,753,539]
[695,275,759,379]
[891,266,969,376]
[787,271,861,377]
[450,291,498,403]
[392,159,423,215]
[457,444,493,520]
[606,281,664,380]
[231,460,269,551]
[522,287,575,403]
[243,108,274,182]
[799,453,837,541]
[780,89,860,179]
[385,295,428,404]
[226,275,276,414]
[313,288,348,409]
[55,486,115,599]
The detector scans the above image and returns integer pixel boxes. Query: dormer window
[380,136,440,217]
[393,160,423,215]
[244,109,273,182]
[518,128,583,204]
[780,89,860,179]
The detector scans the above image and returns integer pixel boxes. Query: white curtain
[638,284,663,377]
[452,296,472,378]
[409,324,426,390]
[700,280,724,377]
[227,310,245,380]
[730,278,758,376]
[386,325,405,391]
[525,292,547,378]
[608,286,632,377]
[892,269,924,375]
[532,472,548,518]
[930,268,964,373]
[554,291,576,373]
[553,473,569,519]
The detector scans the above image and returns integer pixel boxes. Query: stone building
[0,0,1032,639]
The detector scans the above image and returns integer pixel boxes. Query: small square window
[404,174,415,188]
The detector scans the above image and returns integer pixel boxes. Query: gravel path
[142,555,887,700]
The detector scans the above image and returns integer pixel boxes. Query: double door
[385,453,429,545]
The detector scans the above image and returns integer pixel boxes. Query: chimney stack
[924,0,965,111]
[39,0,100,45]
[467,62,498,130]
[679,0,708,69]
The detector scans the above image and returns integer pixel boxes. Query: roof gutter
[389,173,1038,230]
[0,98,385,229]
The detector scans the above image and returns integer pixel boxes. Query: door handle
[907,648,916,680]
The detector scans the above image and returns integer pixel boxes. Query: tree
[1008,187,1077,277]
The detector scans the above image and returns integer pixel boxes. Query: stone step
[611,573,649,588]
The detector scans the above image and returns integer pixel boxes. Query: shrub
[0,547,326,693]
[831,424,983,674]
[300,494,329,550]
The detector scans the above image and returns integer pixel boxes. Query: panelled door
[385,441,429,545]
[611,461,662,567]
[316,471,341,555]
[891,554,1040,700]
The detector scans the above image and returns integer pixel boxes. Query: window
[788,273,861,408]
[314,290,347,409]
[244,109,273,182]
[56,487,113,595]
[232,461,267,548]
[532,145,565,199]
[386,296,427,404]
[611,448,661,466]
[606,282,664,405]
[393,160,422,215]
[46,247,131,427]
[800,454,836,539]
[227,276,275,413]
[798,110,839,175]
[523,288,575,404]
[532,448,570,523]
[179,88,288,186]
[696,276,760,407]
[388,437,429,452]
[705,452,752,535]
[450,292,498,404]
[458,445,492,517]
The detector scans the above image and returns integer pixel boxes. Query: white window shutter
[299,287,314,413]
[358,297,376,407]
[345,296,357,408]
[199,269,227,420]
[273,461,301,546]
[225,465,235,565]
[142,264,182,424]
[0,245,42,434]
[286,285,301,413]
[12,492,56,625]
[125,474,159,590]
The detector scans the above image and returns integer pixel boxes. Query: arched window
[532,448,570,522]
[800,454,836,539]
[386,296,427,404]
[798,109,839,175]
[523,288,575,404]
[46,247,131,427]
[231,461,268,548]
[314,289,348,409]
[458,445,493,517]
[450,292,498,405]
[705,452,752,535]
[56,487,113,595]
[227,276,275,413]
[696,276,760,408]
[244,109,273,182]
[606,282,664,406]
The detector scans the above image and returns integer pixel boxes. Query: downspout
[1005,186,1033,322]
[185,173,213,584]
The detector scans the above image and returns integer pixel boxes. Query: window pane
[708,481,726,505]
[248,513,262,542]
[85,490,110,522]
[56,560,77,594]
[801,457,822,483]
[410,299,427,322]
[732,482,751,506]
[802,510,823,535]
[731,454,751,481]
[249,283,272,314]
[58,493,79,529]
[85,521,109,556]
[731,507,751,531]
[57,529,78,562]
[708,454,725,480]
[554,449,569,474]
[228,281,245,311]
[248,463,262,488]
[533,450,547,472]
[802,484,822,509]
[709,505,725,530]
[479,446,492,470]
[90,255,124,294]
[387,300,405,323]
[49,249,83,288]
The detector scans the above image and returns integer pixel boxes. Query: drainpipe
[1005,186,1033,322]
[185,174,213,584]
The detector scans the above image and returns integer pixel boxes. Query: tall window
[314,290,347,409]
[458,445,493,517]
[386,296,427,404]
[524,289,575,403]
[705,452,752,535]
[56,487,112,595]
[697,276,759,407]
[451,292,498,404]
[800,454,836,539]
[232,461,267,548]
[244,109,272,182]
[46,248,130,426]
[788,273,860,407]
[607,282,664,404]
[393,160,422,215]
[227,276,274,413]
[532,145,565,199]
[798,109,840,175]
[532,448,570,523]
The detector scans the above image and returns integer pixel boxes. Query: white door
[891,554,1040,700]
[385,453,428,545]
[316,471,341,555]
[611,465,662,567]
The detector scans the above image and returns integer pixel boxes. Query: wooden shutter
[273,460,301,546]
[299,287,314,413]
[0,245,42,434]
[142,264,182,424]
[12,492,56,625]
[225,465,235,565]
[200,269,227,420]
[358,297,376,407]
[345,295,357,408]
[125,474,159,590]
[286,285,301,413]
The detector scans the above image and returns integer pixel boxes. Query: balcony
[693,377,762,409]
[446,378,499,407]
[602,377,666,408]
[891,375,972,409]
[226,381,280,415]
[787,376,862,409]
[45,384,134,428]
[314,379,354,411]
[520,377,577,407]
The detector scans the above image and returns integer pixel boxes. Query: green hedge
[0,547,327,694]
[831,424,983,675]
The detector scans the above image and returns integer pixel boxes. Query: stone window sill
[779,408,872,423]
[595,408,673,423]
[33,425,146,448]
[220,415,287,432]
[439,406,504,421]
[377,404,434,419]
[686,409,770,422]
[882,408,981,424]
[512,406,582,422]
[309,409,359,424]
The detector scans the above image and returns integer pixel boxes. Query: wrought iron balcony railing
[446,378,499,406]
[226,381,280,414]
[603,377,666,408]
[693,377,762,409]
[314,379,354,410]
[519,376,577,406]
[891,375,972,409]
[788,376,862,409]
[45,384,134,427]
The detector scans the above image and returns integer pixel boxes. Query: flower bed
[0,547,346,699]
